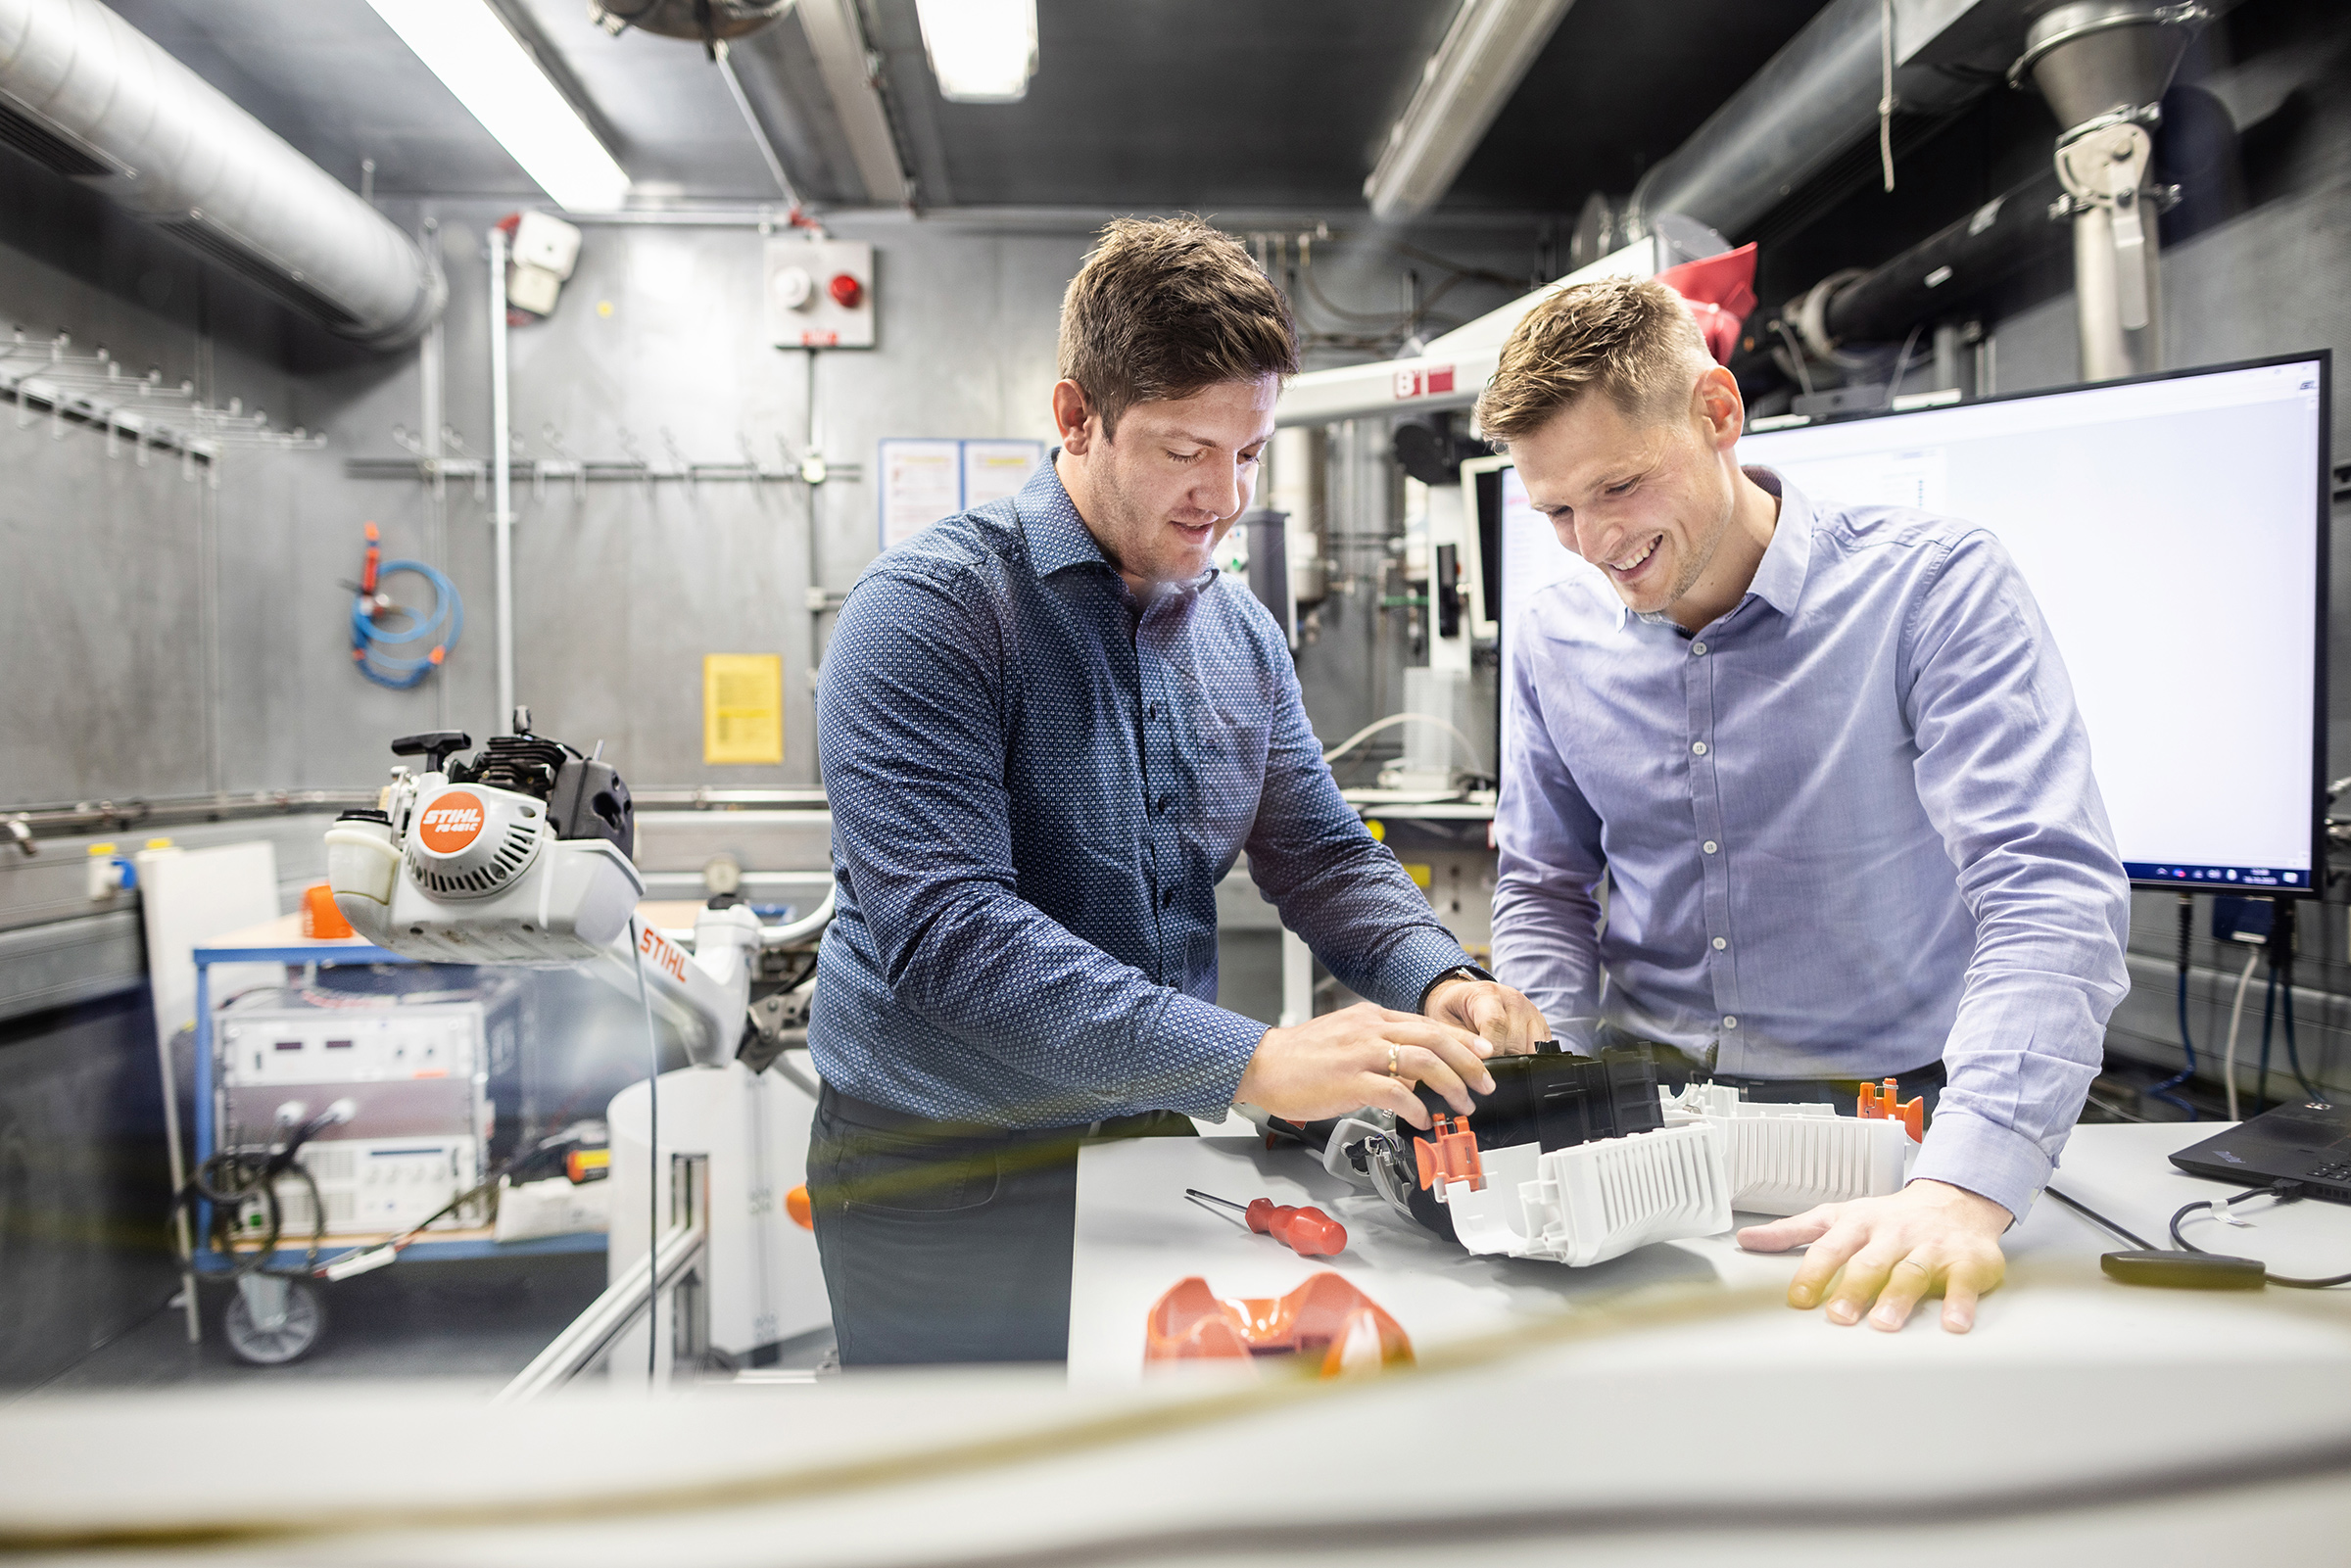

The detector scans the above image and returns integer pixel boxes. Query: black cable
[2148,895,2196,1117]
[2170,1183,2351,1289]
[173,1106,340,1281]
[2042,1185,2157,1251]
[2279,967,2323,1103]
[2257,962,2279,1116]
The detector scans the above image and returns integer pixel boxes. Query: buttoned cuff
[1153,991,1271,1120]
[1905,1106,2053,1225]
[1383,929,1484,1017]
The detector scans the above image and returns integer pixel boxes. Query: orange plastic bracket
[1413,1114,1485,1193]
[1857,1077,1925,1142]
[1143,1271,1414,1376]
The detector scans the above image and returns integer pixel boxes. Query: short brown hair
[1475,276,1708,447]
[1058,216,1300,438]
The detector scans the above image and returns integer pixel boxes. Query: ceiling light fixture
[362,0,632,211]
[914,0,1038,104]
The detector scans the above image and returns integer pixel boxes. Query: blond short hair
[1057,216,1300,439]
[1474,276,1709,448]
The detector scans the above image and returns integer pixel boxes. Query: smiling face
[1053,376,1277,594]
[1507,365,1755,629]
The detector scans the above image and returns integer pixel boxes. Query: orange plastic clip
[1413,1114,1485,1193]
[1857,1077,1925,1142]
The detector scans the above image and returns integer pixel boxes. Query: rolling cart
[175,915,605,1364]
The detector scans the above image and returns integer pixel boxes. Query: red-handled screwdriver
[1183,1188,1347,1257]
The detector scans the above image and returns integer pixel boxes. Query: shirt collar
[1018,452,1112,579]
[1018,450,1219,599]
[1742,465,1813,620]
[1608,463,1814,635]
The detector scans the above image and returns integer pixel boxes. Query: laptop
[2170,1099,2351,1202]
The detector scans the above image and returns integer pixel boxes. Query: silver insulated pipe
[0,0,445,348]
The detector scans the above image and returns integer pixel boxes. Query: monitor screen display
[1479,355,2329,891]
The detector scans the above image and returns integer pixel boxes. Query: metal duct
[0,0,445,348]
[1618,0,1992,246]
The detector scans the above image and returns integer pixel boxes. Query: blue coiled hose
[351,559,463,689]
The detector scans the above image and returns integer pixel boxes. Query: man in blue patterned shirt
[1481,277,2130,1337]
[808,218,1548,1365]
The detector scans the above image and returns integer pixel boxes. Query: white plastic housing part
[1438,1121,1732,1267]
[1659,1083,1916,1215]
[323,818,401,911]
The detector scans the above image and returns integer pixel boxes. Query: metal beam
[792,0,909,206]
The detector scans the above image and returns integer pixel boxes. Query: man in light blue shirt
[1479,276,2130,1335]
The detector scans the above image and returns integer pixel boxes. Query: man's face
[1510,378,1736,620]
[1067,377,1277,593]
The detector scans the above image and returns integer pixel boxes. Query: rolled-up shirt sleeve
[1899,530,2132,1219]
[1491,624,1610,1047]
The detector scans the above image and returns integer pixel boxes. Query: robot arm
[323,728,814,1069]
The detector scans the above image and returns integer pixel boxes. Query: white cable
[1319,712,1487,775]
[2221,943,2261,1122]
[1879,0,1896,194]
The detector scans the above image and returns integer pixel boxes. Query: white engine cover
[329,783,644,964]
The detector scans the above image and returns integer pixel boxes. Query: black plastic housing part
[1399,1053,1665,1243]
[1411,1053,1664,1155]
[546,758,634,857]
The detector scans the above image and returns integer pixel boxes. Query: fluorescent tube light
[914,0,1038,104]
[363,0,631,211]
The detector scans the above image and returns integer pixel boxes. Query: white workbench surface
[1070,1119,2351,1382]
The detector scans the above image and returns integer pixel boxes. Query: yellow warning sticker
[702,653,784,764]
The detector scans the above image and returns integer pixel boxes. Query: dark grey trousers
[807,1082,1195,1366]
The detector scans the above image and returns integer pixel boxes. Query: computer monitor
[1473,353,2331,893]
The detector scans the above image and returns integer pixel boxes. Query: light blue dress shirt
[1493,468,2131,1218]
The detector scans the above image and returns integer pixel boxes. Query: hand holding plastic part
[1185,1188,1347,1257]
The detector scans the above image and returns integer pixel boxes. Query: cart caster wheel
[224,1276,325,1365]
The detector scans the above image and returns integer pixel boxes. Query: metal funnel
[2010,2,2204,134]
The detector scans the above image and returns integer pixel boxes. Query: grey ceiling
[95,0,1827,214]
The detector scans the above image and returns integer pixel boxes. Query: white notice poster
[879,438,963,548]
[961,440,1045,508]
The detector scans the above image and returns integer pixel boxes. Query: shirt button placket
[1686,633,1740,1059]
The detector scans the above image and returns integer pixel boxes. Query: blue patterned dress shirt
[1493,469,2131,1219]
[810,456,1475,1129]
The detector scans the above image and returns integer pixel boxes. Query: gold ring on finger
[1387,1043,1402,1080]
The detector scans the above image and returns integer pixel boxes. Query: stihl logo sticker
[417,792,486,853]
[640,923,690,984]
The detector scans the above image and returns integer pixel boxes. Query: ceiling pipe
[1364,0,1579,222]
[1607,0,1997,255]
[0,0,445,348]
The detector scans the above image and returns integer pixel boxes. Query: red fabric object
[1655,242,1758,364]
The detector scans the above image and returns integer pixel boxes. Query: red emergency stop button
[828,272,862,309]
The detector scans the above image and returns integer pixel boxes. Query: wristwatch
[1419,964,1492,1011]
